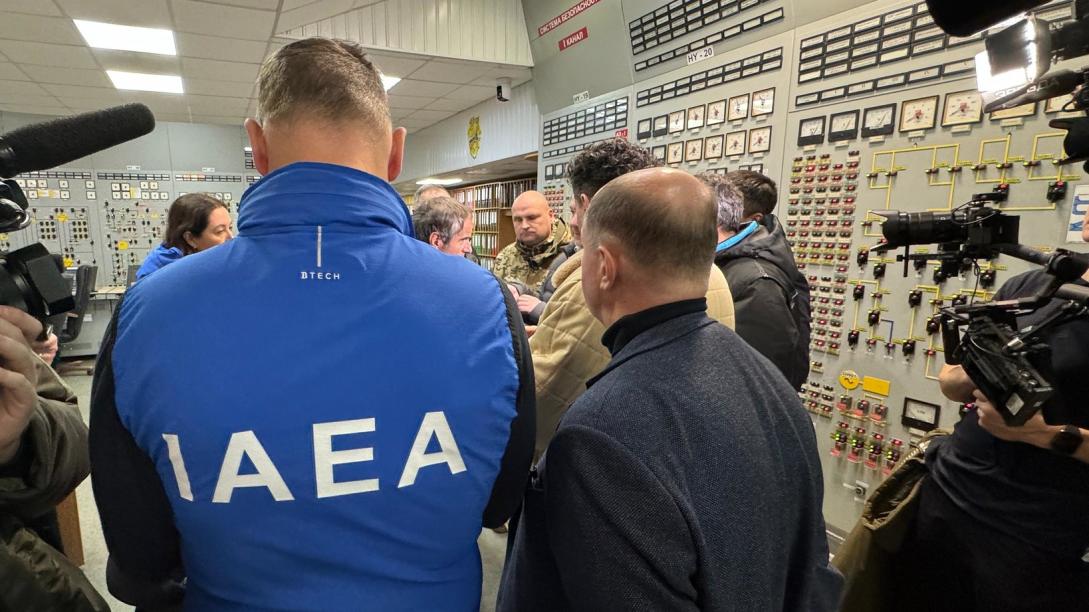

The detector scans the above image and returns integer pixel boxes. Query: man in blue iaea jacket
[90,37,535,612]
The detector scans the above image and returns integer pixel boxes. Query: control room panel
[532,0,1086,542]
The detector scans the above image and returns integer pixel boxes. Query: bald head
[584,168,716,282]
[511,190,555,246]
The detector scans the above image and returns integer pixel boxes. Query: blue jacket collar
[715,220,758,253]
[238,162,413,237]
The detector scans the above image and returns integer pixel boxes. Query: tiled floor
[64,373,508,612]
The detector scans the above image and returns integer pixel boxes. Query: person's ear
[387,127,407,182]
[183,231,198,252]
[429,232,444,249]
[244,118,269,175]
[598,242,618,291]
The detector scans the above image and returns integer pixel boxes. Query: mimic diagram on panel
[782,0,1085,528]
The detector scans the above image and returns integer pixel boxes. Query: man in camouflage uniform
[494,190,572,296]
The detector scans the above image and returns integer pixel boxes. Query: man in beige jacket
[530,139,734,456]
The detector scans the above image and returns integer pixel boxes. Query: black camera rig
[875,197,1089,425]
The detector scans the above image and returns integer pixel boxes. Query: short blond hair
[256,37,391,133]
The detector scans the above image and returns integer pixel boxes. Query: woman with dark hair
[136,193,233,280]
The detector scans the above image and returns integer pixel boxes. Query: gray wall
[398,81,540,182]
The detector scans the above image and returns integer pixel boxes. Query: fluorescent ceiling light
[74,20,176,56]
[381,75,401,91]
[416,178,463,186]
[107,70,184,94]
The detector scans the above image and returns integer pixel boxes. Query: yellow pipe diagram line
[1028,132,1067,182]
[868,144,960,211]
[974,135,1012,185]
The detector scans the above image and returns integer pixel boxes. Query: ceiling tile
[0,13,84,45]
[0,41,99,69]
[184,77,255,97]
[446,84,496,101]
[181,58,260,83]
[387,79,457,98]
[176,33,271,63]
[27,65,111,87]
[407,60,489,84]
[54,0,173,28]
[40,83,120,99]
[202,0,281,9]
[185,95,250,114]
[0,105,69,116]
[387,94,435,110]
[59,97,129,113]
[366,53,427,79]
[171,0,276,41]
[0,94,63,107]
[117,91,191,115]
[425,98,473,112]
[407,109,454,122]
[0,79,47,95]
[1,0,63,16]
[92,48,180,75]
[0,63,28,81]
[282,0,321,10]
[187,114,246,125]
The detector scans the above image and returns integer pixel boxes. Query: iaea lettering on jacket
[100,163,527,611]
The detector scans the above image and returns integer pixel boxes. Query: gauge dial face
[831,113,856,132]
[728,94,750,121]
[707,100,726,124]
[899,96,939,132]
[942,90,983,126]
[669,110,685,133]
[652,145,666,161]
[1045,94,1074,113]
[667,142,684,164]
[751,88,775,116]
[748,127,771,153]
[725,131,746,155]
[862,104,896,137]
[687,105,705,129]
[901,398,940,431]
[653,115,668,134]
[801,118,824,136]
[989,102,1037,120]
[704,135,724,158]
[798,117,825,146]
[685,139,703,161]
[829,110,859,142]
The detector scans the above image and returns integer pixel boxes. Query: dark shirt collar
[601,298,707,356]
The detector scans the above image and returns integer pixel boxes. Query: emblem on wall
[468,116,481,159]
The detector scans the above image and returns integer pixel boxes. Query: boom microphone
[0,103,155,178]
[926,0,1049,37]
[985,69,1084,112]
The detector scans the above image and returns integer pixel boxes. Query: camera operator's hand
[0,307,44,464]
[938,364,977,403]
[974,389,1052,446]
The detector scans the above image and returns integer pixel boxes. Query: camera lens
[877,210,961,248]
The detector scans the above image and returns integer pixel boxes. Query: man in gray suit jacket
[498,168,841,611]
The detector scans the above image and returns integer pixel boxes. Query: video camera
[874,201,1089,426]
[0,104,155,334]
[927,0,1089,169]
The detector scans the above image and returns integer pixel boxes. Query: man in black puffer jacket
[699,171,811,389]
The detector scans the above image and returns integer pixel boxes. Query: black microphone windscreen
[0,103,155,177]
[926,0,1049,37]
